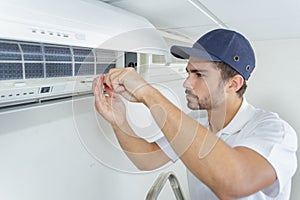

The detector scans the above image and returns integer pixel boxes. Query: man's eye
[196,73,203,77]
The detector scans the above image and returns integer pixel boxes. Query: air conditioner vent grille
[0,63,23,80]
[25,63,44,79]
[0,39,120,81]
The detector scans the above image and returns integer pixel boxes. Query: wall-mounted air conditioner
[0,0,169,108]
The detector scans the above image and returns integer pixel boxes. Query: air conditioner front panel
[0,0,161,49]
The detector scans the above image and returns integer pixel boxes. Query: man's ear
[227,74,244,93]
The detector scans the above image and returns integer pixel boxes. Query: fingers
[104,67,149,103]
[92,76,99,93]
[103,68,118,89]
[94,74,105,107]
[104,68,130,93]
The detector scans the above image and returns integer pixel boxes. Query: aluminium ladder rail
[146,171,185,200]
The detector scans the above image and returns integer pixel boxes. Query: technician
[93,29,297,199]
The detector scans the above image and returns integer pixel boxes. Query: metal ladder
[146,171,185,200]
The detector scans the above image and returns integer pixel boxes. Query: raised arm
[93,74,171,170]
[104,68,277,199]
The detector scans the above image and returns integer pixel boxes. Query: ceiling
[98,0,300,43]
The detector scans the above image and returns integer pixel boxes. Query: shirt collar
[216,98,256,136]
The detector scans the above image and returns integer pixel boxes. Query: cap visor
[171,45,221,61]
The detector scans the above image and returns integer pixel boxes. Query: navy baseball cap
[171,29,255,80]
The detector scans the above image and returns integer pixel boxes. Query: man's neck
[207,97,243,134]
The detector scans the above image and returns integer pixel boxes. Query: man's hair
[214,62,247,98]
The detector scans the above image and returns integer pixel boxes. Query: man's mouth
[185,90,197,98]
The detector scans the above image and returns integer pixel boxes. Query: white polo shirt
[156,99,298,199]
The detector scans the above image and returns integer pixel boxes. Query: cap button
[246,65,251,71]
[233,55,239,62]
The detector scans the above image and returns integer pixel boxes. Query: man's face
[183,57,225,110]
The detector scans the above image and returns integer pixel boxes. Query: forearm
[141,86,211,160]
[111,121,171,170]
[141,87,274,198]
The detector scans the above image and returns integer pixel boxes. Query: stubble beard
[186,91,223,111]
[186,81,225,111]
[187,96,213,110]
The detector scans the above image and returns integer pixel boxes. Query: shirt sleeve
[155,136,179,162]
[233,115,298,197]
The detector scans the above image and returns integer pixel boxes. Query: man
[93,29,297,199]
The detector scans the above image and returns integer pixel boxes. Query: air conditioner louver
[0,39,120,108]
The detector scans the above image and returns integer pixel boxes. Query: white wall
[246,39,300,199]
[0,97,190,200]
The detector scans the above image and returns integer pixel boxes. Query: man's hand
[93,74,126,126]
[103,68,151,103]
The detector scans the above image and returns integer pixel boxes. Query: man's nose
[183,75,192,90]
